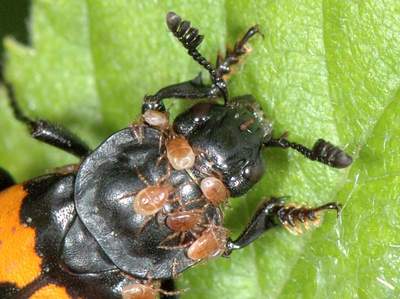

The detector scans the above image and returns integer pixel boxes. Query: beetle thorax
[173,101,269,196]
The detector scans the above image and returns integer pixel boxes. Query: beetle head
[173,96,272,196]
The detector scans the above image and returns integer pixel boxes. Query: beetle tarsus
[143,13,262,113]
[224,198,341,254]
[278,201,341,235]
[216,24,262,79]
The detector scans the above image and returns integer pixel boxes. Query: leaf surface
[1,1,399,298]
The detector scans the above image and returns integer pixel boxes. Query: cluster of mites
[136,110,228,258]
[121,110,229,298]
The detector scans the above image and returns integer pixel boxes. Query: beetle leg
[4,82,91,159]
[265,136,353,168]
[216,25,262,81]
[143,11,236,113]
[224,197,341,255]
[0,167,14,191]
[142,73,221,113]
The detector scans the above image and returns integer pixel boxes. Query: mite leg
[216,25,262,80]
[4,83,91,159]
[265,136,352,168]
[0,167,14,191]
[122,280,180,299]
[224,197,340,255]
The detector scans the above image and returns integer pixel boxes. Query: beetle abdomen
[0,185,42,295]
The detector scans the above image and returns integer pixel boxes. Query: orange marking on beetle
[0,185,42,288]
[31,284,71,299]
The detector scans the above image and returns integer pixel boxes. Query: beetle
[0,12,352,299]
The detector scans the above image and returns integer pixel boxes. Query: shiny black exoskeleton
[0,11,352,299]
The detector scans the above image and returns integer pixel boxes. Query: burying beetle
[0,11,352,299]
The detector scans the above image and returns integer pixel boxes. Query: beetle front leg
[216,25,262,80]
[142,73,221,113]
[224,197,340,255]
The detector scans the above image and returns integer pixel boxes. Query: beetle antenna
[265,137,352,168]
[3,82,34,126]
[166,12,228,103]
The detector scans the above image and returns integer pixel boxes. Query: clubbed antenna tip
[166,12,181,32]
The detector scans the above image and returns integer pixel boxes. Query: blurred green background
[0,0,29,80]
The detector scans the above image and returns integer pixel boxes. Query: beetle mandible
[0,12,352,299]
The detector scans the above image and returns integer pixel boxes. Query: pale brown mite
[133,185,172,216]
[142,110,169,129]
[239,118,255,131]
[166,136,195,170]
[166,210,203,232]
[200,176,229,206]
[187,226,228,261]
[122,283,156,299]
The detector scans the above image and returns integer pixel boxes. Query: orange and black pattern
[0,174,131,299]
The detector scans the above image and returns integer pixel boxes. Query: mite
[0,11,352,299]
[166,136,196,170]
[133,184,173,216]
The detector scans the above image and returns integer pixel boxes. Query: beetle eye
[242,162,264,183]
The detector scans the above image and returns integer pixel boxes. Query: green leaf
[1,1,399,298]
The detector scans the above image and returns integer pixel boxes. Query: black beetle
[0,12,352,299]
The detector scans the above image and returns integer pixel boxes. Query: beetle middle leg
[4,82,91,159]
[224,197,340,255]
